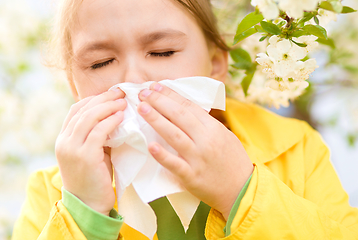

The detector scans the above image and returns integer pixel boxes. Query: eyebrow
[74,40,116,60]
[138,29,188,45]
[75,29,188,59]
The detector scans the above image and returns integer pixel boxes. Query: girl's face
[70,0,227,99]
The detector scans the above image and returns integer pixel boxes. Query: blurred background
[0,0,357,239]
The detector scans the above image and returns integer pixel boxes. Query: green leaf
[259,36,268,42]
[234,12,264,43]
[314,16,320,25]
[320,1,346,13]
[233,28,258,44]
[230,48,252,63]
[348,134,356,147]
[328,0,343,13]
[232,62,252,70]
[319,1,335,11]
[292,30,309,38]
[241,72,255,96]
[298,12,315,25]
[316,37,335,48]
[260,21,282,35]
[343,65,358,73]
[230,48,252,70]
[254,25,264,33]
[341,6,357,13]
[302,24,328,39]
[17,62,30,73]
[277,21,287,28]
[291,39,307,47]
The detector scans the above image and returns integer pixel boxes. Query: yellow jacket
[12,98,358,239]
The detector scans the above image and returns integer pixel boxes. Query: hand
[55,89,127,216]
[137,82,254,220]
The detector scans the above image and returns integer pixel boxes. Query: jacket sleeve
[11,168,124,240]
[205,127,358,239]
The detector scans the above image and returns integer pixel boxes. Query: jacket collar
[52,169,63,191]
[224,98,305,164]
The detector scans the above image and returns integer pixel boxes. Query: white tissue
[105,76,225,239]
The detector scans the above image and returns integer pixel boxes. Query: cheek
[72,68,119,98]
[165,46,212,79]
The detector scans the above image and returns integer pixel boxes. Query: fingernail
[111,87,121,92]
[153,83,162,92]
[150,144,160,154]
[139,103,151,114]
[141,89,152,98]
[115,99,126,104]
[115,111,123,116]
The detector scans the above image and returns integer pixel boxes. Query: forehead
[71,0,202,51]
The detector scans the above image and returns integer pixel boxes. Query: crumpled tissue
[105,76,226,239]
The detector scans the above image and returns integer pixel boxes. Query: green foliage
[230,48,252,70]
[298,12,315,26]
[260,21,282,35]
[254,25,264,33]
[241,70,255,96]
[259,36,268,42]
[343,65,358,74]
[234,28,258,44]
[341,6,357,14]
[230,0,356,100]
[302,24,328,39]
[319,1,341,13]
[233,12,264,44]
[229,47,257,97]
[348,134,357,147]
[291,39,307,47]
[319,1,356,13]
[316,38,336,49]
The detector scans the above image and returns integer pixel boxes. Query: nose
[121,56,148,84]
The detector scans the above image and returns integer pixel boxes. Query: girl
[12,0,358,239]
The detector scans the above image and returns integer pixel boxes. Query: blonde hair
[48,0,229,81]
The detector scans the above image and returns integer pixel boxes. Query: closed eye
[91,59,115,70]
[149,51,175,57]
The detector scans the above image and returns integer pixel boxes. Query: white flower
[292,59,318,81]
[267,38,307,62]
[268,35,281,47]
[266,38,307,78]
[287,80,309,91]
[266,79,290,91]
[256,53,276,79]
[278,0,320,19]
[255,35,314,95]
[293,36,319,53]
[251,0,280,20]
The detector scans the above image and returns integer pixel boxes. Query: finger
[82,88,125,113]
[138,101,195,156]
[149,142,192,182]
[60,96,94,134]
[139,89,205,141]
[85,111,124,149]
[149,82,209,122]
[61,89,125,135]
[69,100,127,143]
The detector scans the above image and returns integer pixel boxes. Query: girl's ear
[209,45,228,83]
[67,72,80,102]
